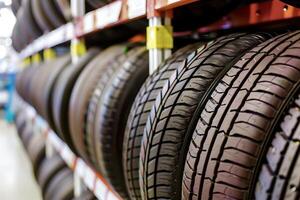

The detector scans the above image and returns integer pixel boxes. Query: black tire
[255,95,300,199]
[139,33,272,200]
[52,49,99,151]
[122,43,203,199]
[38,154,67,194]
[27,133,46,177]
[53,0,72,21]
[11,0,21,16]
[20,123,34,147]
[44,168,74,200]
[15,111,27,135]
[29,62,52,113]
[38,55,71,131]
[93,46,148,198]
[86,44,137,169]
[11,21,23,52]
[16,7,32,46]
[69,45,127,164]
[182,31,300,200]
[22,0,43,40]
[20,64,39,104]
[31,0,55,32]
[86,0,109,8]
[40,0,66,28]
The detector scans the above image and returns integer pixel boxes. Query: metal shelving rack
[17,0,300,199]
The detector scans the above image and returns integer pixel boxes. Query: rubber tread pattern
[122,43,202,199]
[86,44,139,169]
[52,49,99,151]
[69,45,127,165]
[94,46,148,198]
[182,31,300,200]
[255,95,300,200]
[139,33,271,200]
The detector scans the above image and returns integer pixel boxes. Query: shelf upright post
[71,0,86,63]
[147,0,173,74]
[70,0,86,197]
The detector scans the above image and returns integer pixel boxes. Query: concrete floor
[0,120,42,200]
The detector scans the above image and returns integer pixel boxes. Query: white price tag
[96,1,122,28]
[84,12,95,33]
[94,179,108,200]
[128,0,146,19]
[83,167,96,190]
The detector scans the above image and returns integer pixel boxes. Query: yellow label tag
[32,54,41,64]
[22,57,31,67]
[71,40,87,57]
[44,49,56,61]
[147,25,173,49]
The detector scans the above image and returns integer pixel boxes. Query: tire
[38,154,67,194]
[182,31,300,200]
[255,94,300,200]
[11,0,21,16]
[86,44,138,169]
[69,45,128,164]
[20,65,39,104]
[20,123,34,147]
[93,46,148,198]
[22,0,43,40]
[38,55,71,131]
[30,62,52,114]
[27,133,46,177]
[31,0,55,32]
[139,33,272,200]
[16,7,33,46]
[40,0,66,28]
[122,43,203,199]
[54,0,72,21]
[15,111,27,135]
[86,0,109,8]
[11,22,22,52]
[44,168,74,200]
[52,49,99,151]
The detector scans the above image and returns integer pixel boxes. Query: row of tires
[11,0,278,53]
[14,111,97,200]
[10,0,131,52]
[16,31,300,200]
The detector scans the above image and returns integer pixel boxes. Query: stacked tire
[14,110,97,200]
[16,31,300,200]
[16,43,149,199]
[11,0,67,51]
